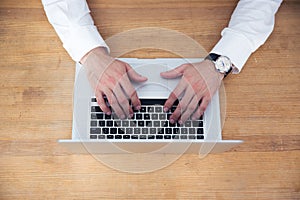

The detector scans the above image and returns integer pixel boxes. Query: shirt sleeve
[210,0,282,73]
[42,0,110,62]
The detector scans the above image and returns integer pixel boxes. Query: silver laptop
[58,58,243,154]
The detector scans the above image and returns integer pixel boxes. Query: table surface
[1,0,299,199]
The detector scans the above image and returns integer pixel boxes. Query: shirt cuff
[62,25,110,62]
[210,28,253,74]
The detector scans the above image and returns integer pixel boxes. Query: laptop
[58,58,243,154]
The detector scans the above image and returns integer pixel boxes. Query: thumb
[125,64,148,82]
[160,64,186,79]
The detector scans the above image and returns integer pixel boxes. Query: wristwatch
[205,53,233,78]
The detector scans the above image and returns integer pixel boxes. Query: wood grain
[0,0,299,199]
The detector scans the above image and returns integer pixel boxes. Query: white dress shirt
[42,0,282,73]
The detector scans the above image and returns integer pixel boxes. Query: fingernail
[106,111,111,115]
[178,120,183,124]
[164,107,168,112]
[136,106,141,110]
[129,113,134,118]
[170,118,174,124]
[120,115,125,119]
[192,116,196,120]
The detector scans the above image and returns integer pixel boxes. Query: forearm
[42,0,109,62]
[211,0,282,73]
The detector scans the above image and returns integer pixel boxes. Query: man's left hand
[160,60,224,124]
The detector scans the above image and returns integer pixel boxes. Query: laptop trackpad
[131,64,180,98]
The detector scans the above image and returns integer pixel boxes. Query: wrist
[203,59,225,80]
[80,47,109,65]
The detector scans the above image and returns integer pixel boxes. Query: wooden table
[1,0,299,199]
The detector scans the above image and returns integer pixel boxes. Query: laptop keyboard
[90,98,204,140]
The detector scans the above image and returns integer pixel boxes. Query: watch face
[215,56,232,73]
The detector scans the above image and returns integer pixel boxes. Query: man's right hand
[81,47,147,119]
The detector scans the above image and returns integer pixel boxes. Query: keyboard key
[118,128,125,134]
[164,135,171,139]
[123,135,130,139]
[114,120,121,127]
[188,135,196,139]
[98,121,105,127]
[167,114,172,120]
[158,128,164,134]
[144,114,150,120]
[189,128,196,134]
[156,135,163,139]
[134,128,141,134]
[155,106,162,112]
[91,98,97,102]
[142,128,148,134]
[165,128,172,134]
[180,135,187,139]
[173,128,180,134]
[138,121,144,127]
[106,121,114,127]
[131,135,138,139]
[98,135,105,139]
[140,135,147,139]
[184,121,192,127]
[115,135,122,139]
[148,107,155,112]
[172,135,180,139]
[136,113,142,119]
[169,121,176,127]
[90,135,97,139]
[130,114,135,120]
[102,128,109,134]
[161,121,168,127]
[91,106,102,112]
[122,121,129,127]
[145,121,152,127]
[148,135,155,139]
[192,120,202,127]
[171,106,176,112]
[153,121,160,127]
[159,114,166,120]
[197,135,204,140]
[107,135,114,139]
[151,114,158,120]
[130,120,137,127]
[91,113,103,119]
[126,128,133,134]
[105,114,111,119]
[197,128,204,134]
[150,128,156,134]
[140,107,146,112]
[110,128,117,134]
[90,121,97,127]
[90,128,101,134]
[181,128,188,134]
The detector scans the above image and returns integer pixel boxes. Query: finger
[164,78,187,112]
[160,64,186,79]
[119,75,141,110]
[171,86,194,123]
[192,96,210,120]
[125,64,147,82]
[104,88,126,119]
[178,95,199,124]
[95,90,111,115]
[177,85,195,113]
[112,83,130,118]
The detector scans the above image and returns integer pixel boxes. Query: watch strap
[205,53,232,78]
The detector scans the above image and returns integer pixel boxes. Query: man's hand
[81,47,147,119]
[160,60,224,124]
